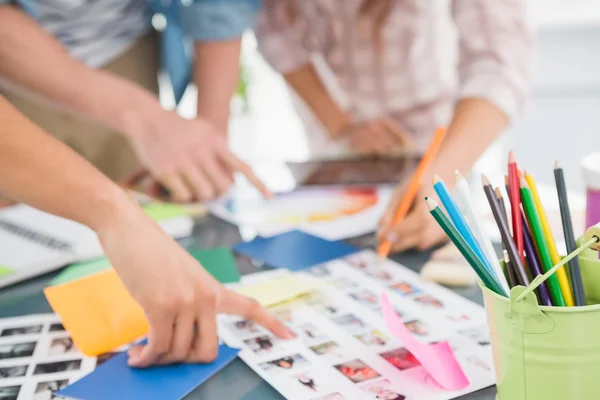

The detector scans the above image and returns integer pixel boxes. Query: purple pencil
[521,210,553,306]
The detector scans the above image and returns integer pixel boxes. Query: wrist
[85,184,139,234]
[113,90,167,141]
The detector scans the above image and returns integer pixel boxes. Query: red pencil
[508,151,525,265]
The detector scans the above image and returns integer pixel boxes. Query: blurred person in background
[0,0,268,203]
[255,0,533,252]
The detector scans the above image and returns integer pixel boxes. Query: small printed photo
[297,323,329,342]
[259,354,310,375]
[243,335,282,355]
[414,294,444,309]
[348,289,379,307]
[405,320,429,337]
[227,319,262,337]
[372,306,414,322]
[332,314,366,333]
[380,348,420,371]
[389,282,421,296]
[344,254,371,270]
[309,341,345,359]
[0,365,27,379]
[0,385,20,400]
[307,264,332,277]
[467,354,492,371]
[360,379,407,400]
[96,352,119,366]
[0,324,43,337]
[446,313,471,323]
[355,330,389,347]
[33,359,81,375]
[34,379,69,394]
[0,342,36,360]
[334,359,381,383]
[48,337,77,355]
[294,372,320,393]
[365,269,393,281]
[311,393,346,400]
[316,303,342,318]
[459,327,490,346]
[328,277,360,290]
[48,323,65,332]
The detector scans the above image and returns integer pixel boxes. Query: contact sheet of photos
[0,314,96,400]
[219,250,495,400]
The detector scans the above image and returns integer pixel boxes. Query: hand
[96,197,292,367]
[346,118,412,156]
[127,110,270,203]
[377,182,448,252]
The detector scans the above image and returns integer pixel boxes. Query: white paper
[0,314,96,400]
[219,250,495,400]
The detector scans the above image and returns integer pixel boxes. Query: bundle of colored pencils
[426,151,586,306]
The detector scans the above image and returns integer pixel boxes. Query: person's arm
[430,0,534,183]
[180,0,259,133]
[378,0,534,252]
[0,4,269,202]
[194,40,242,133]
[0,95,291,366]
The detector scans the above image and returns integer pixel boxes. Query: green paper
[50,247,240,286]
[51,258,111,286]
[0,265,14,278]
[188,247,241,284]
[143,203,186,222]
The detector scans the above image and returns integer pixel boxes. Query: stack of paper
[0,203,193,288]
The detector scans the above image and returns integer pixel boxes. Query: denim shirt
[0,0,260,104]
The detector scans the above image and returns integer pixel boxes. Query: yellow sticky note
[236,276,323,307]
[44,269,148,356]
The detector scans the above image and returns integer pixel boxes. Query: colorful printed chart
[209,186,394,241]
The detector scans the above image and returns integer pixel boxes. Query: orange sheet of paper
[44,269,148,356]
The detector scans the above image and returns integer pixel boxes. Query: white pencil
[455,170,510,293]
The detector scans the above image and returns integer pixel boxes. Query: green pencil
[426,197,507,297]
[520,177,566,306]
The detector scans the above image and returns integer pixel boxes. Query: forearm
[0,5,163,140]
[0,96,135,232]
[284,63,351,137]
[431,98,508,184]
[194,39,242,134]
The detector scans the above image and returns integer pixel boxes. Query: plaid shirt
[256,0,534,155]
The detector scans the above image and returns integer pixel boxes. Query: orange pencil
[377,127,448,260]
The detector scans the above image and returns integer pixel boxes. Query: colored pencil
[520,178,565,306]
[520,210,553,306]
[426,198,507,296]
[503,249,518,288]
[377,127,447,260]
[433,175,502,279]
[508,151,525,265]
[525,171,574,306]
[555,161,586,305]
[455,171,509,292]
[491,185,530,287]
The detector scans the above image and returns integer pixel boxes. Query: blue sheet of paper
[57,344,239,400]
[233,230,359,271]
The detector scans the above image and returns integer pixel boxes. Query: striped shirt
[256,0,534,157]
[34,0,151,67]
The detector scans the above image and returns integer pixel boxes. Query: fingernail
[284,330,296,339]
[387,232,399,243]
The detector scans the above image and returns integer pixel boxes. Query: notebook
[0,203,193,288]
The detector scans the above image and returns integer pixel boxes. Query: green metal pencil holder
[480,243,600,400]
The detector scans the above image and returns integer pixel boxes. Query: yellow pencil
[525,171,574,306]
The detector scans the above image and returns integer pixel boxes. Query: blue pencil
[433,175,494,275]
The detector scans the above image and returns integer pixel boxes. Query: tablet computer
[286,155,421,187]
